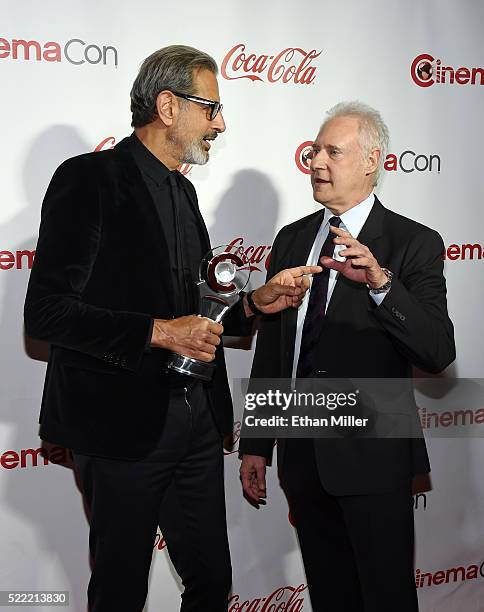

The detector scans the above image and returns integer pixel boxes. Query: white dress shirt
[292,192,388,379]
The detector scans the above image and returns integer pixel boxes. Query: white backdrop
[1,0,484,610]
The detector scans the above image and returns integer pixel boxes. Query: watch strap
[246,290,264,316]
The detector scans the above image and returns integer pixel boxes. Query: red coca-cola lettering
[226,238,272,273]
[178,163,192,175]
[224,420,241,456]
[228,584,307,611]
[94,136,116,152]
[222,44,321,85]
[154,532,167,551]
[94,137,192,176]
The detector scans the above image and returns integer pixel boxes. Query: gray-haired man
[24,45,319,611]
[239,102,455,611]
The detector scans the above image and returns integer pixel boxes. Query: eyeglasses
[170,91,223,121]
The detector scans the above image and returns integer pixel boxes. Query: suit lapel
[324,197,385,319]
[286,209,326,269]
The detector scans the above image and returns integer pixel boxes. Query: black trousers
[280,439,418,612]
[72,382,231,612]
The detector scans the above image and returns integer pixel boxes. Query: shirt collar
[129,132,172,187]
[322,192,375,239]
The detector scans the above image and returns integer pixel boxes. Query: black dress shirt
[130,133,205,318]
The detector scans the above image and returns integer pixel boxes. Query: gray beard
[180,139,209,165]
[168,107,211,166]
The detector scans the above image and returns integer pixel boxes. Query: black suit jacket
[24,137,252,459]
[239,197,456,495]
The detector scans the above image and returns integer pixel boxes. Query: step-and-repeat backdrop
[1,0,484,610]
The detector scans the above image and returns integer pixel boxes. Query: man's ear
[366,148,381,175]
[155,90,176,127]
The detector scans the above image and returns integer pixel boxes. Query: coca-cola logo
[228,584,307,611]
[226,238,272,273]
[221,44,321,84]
[178,163,192,176]
[224,420,241,456]
[95,136,116,152]
[94,136,192,175]
[154,531,167,552]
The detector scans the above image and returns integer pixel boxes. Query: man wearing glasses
[24,45,319,612]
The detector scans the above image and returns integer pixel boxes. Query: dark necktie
[168,173,192,315]
[296,216,341,378]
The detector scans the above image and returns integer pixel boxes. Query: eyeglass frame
[169,90,223,121]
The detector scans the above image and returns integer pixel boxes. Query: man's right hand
[240,454,267,507]
[151,316,223,362]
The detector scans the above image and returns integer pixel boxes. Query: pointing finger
[284,265,323,277]
[330,225,353,239]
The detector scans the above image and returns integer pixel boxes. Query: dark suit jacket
[24,137,251,460]
[239,197,456,495]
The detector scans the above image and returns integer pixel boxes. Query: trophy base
[165,353,216,381]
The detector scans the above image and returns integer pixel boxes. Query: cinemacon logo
[411,53,484,87]
[0,36,118,67]
[415,562,484,589]
[0,446,69,469]
[295,141,441,175]
[221,44,321,84]
[3,240,484,271]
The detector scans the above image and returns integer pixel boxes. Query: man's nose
[212,111,226,133]
[310,150,328,172]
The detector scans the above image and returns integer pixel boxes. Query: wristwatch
[246,290,264,316]
[368,268,393,294]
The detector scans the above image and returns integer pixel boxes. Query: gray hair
[130,45,218,128]
[323,101,389,185]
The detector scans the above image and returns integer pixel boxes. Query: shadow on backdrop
[1,126,92,612]
[207,170,303,591]
[209,168,280,354]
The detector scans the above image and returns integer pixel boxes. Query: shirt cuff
[369,288,390,306]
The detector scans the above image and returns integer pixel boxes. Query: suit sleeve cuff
[222,296,254,337]
[144,319,154,352]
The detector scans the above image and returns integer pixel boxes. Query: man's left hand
[245,265,322,316]
[320,226,387,288]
